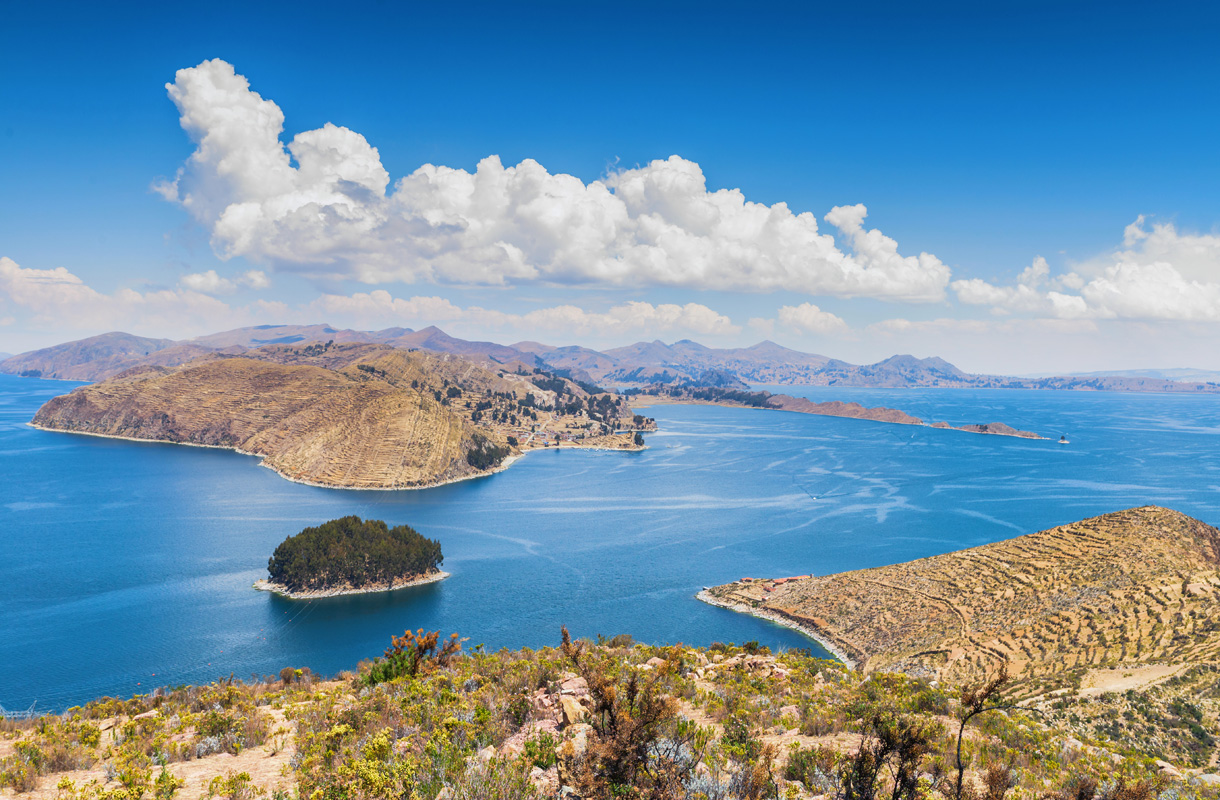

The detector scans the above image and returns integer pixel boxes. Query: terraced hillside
[705,506,1220,692]
[30,344,645,489]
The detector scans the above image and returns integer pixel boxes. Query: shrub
[362,629,463,687]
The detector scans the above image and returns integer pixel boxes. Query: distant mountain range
[1063,367,1220,383]
[3,323,1220,393]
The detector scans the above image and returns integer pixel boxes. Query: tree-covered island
[255,516,446,599]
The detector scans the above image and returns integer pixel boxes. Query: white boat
[1059,435,1070,445]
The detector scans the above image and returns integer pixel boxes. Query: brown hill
[30,344,643,489]
[704,506,1220,692]
[0,332,179,380]
[9,324,1220,393]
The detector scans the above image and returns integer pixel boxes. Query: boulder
[560,676,589,695]
[565,723,593,757]
[530,765,560,795]
[561,695,588,726]
[500,719,561,757]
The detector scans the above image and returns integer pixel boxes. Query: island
[255,516,446,599]
[28,342,652,489]
[628,384,1044,438]
[701,505,1220,690]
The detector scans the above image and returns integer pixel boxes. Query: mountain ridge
[29,343,646,489]
[5,324,1220,393]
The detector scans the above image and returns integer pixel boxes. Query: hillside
[704,507,1220,692]
[8,325,1220,393]
[0,332,179,380]
[29,344,645,489]
[2,635,1214,800]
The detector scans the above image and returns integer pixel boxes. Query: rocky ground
[3,637,1217,800]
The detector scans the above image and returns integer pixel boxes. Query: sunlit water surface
[2,374,1218,709]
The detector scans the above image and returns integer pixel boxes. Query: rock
[476,745,496,764]
[436,788,454,800]
[566,723,593,757]
[561,696,588,726]
[646,657,667,668]
[560,676,589,695]
[779,704,800,719]
[530,766,560,795]
[1156,760,1181,779]
[1196,774,1220,786]
[531,687,555,713]
[500,720,561,757]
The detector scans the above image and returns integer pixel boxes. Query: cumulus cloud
[775,302,848,334]
[311,291,465,322]
[951,217,1220,321]
[156,59,951,302]
[309,290,740,338]
[179,269,270,294]
[0,256,248,335]
[868,316,1097,337]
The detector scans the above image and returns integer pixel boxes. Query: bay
[2,374,1218,710]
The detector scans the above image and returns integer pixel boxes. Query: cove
[2,374,1219,710]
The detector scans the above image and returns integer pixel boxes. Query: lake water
[2,374,1218,710]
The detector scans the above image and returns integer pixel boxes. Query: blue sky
[2,0,1219,372]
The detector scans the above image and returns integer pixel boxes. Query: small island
[255,516,448,599]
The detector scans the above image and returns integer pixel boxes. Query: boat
[1059,435,1070,445]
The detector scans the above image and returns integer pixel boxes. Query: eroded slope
[706,506,1220,690]
[30,344,644,489]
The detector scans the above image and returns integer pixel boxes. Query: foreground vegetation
[266,517,443,592]
[3,629,1215,800]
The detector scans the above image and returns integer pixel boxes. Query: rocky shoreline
[631,396,1043,439]
[696,589,858,669]
[253,570,450,600]
[28,423,644,491]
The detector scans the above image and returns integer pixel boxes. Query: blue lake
[2,373,1219,710]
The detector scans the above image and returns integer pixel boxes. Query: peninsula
[29,343,650,489]
[702,506,1220,690]
[629,384,1044,438]
[255,516,446,599]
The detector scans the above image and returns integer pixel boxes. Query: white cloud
[498,301,741,337]
[179,269,270,294]
[157,59,951,302]
[310,290,465,322]
[868,316,1096,337]
[309,291,739,338]
[775,302,848,334]
[951,217,1220,321]
[0,256,248,335]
